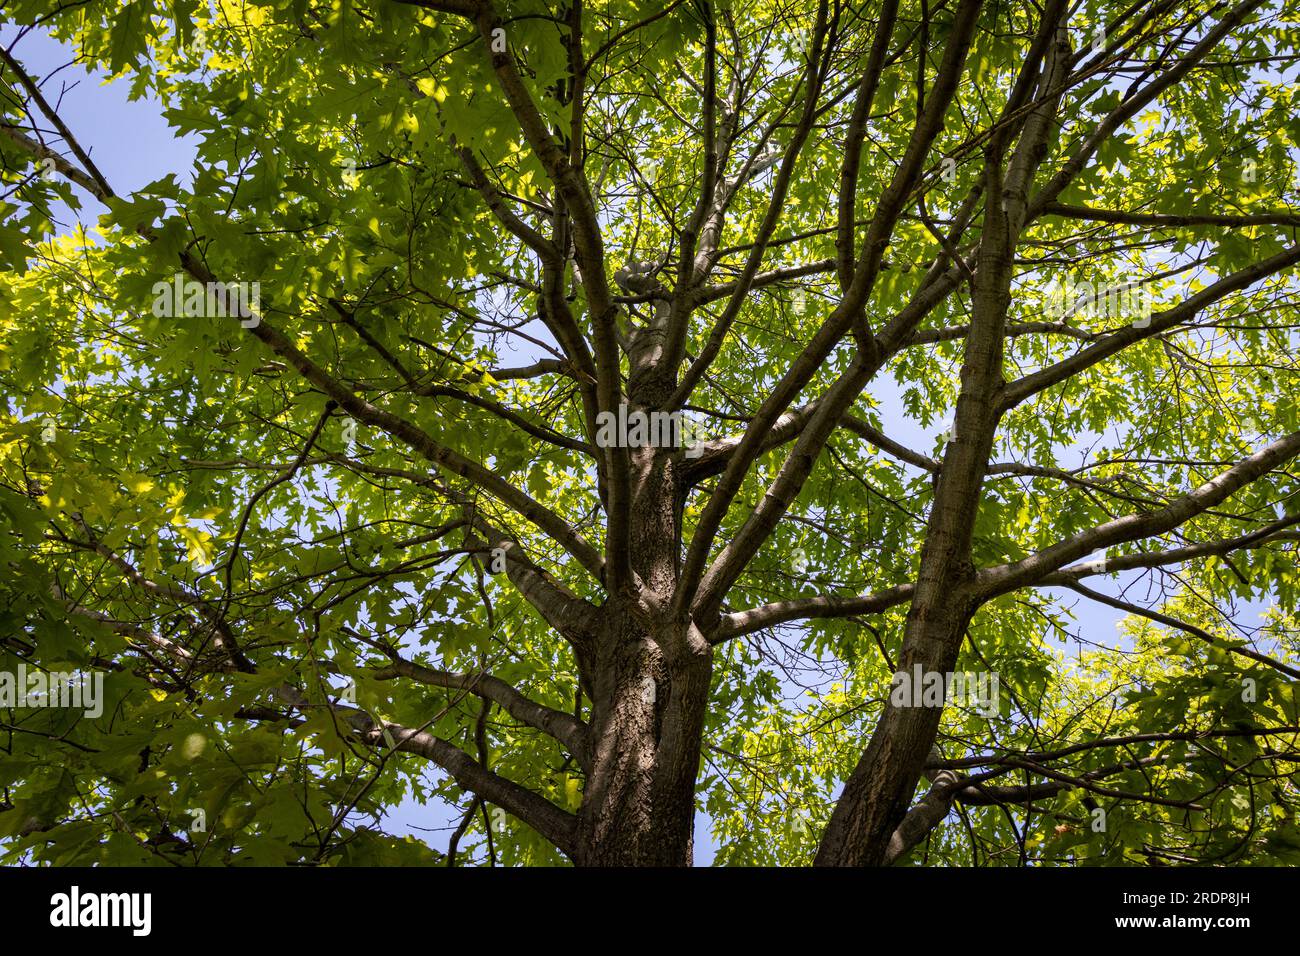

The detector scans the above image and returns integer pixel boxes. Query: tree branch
[371,657,591,765]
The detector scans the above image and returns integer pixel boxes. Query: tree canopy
[3,0,1300,866]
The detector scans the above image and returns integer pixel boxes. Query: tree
[2,0,1300,868]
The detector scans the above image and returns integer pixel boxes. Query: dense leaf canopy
[2,0,1300,866]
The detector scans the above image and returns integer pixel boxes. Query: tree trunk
[815,128,1023,864]
[571,379,713,865]
[813,602,975,866]
[572,612,712,866]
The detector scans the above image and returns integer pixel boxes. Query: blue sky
[4,23,1282,865]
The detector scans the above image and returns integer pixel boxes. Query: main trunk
[572,363,713,865]
[572,612,712,866]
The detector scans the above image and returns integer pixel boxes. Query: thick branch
[976,430,1300,598]
[371,658,591,765]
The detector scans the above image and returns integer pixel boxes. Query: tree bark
[571,361,714,865]
[573,611,712,866]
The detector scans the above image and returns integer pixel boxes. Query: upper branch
[975,430,1300,599]
[371,657,591,766]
